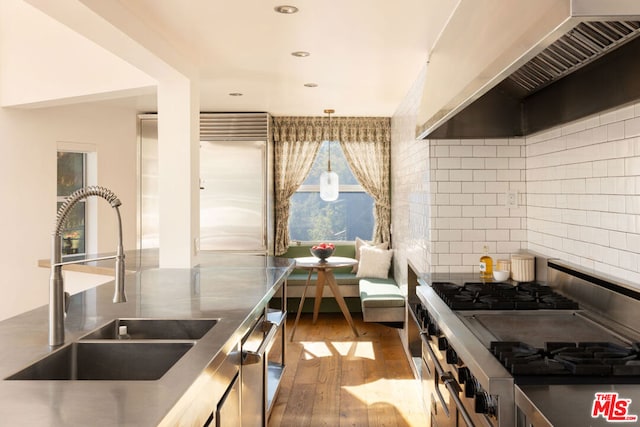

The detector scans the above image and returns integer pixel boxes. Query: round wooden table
[290,256,359,340]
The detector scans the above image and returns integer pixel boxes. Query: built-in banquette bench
[281,242,405,323]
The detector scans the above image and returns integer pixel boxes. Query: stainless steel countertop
[516,384,640,427]
[0,250,295,426]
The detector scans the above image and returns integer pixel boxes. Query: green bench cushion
[359,278,405,308]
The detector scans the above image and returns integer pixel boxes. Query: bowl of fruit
[310,242,335,261]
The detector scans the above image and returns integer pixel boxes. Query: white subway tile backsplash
[498,217,522,229]
[473,170,497,181]
[462,181,486,193]
[497,169,521,181]
[562,118,588,136]
[608,195,626,213]
[608,121,626,141]
[438,157,461,169]
[473,146,497,157]
[450,145,474,157]
[625,157,640,176]
[462,229,487,242]
[497,241,523,254]
[450,193,474,205]
[498,146,522,158]
[438,205,462,217]
[509,158,526,169]
[473,193,498,206]
[626,116,640,138]
[485,158,509,169]
[435,169,450,181]
[439,229,462,241]
[610,231,628,250]
[449,170,473,181]
[434,146,450,157]
[626,196,640,215]
[461,158,485,169]
[462,205,486,217]
[523,102,640,282]
[492,229,510,241]
[438,181,462,193]
[474,217,497,229]
[439,253,462,266]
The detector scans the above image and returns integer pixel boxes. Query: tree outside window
[57,152,86,256]
[289,141,374,242]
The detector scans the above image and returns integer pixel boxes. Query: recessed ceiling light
[304,83,318,88]
[229,92,243,96]
[291,51,310,57]
[274,5,298,14]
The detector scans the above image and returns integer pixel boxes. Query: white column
[157,75,200,268]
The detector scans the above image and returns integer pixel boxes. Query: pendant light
[320,109,339,201]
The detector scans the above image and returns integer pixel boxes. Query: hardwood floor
[269,313,428,427]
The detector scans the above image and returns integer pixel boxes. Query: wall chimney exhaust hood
[416,0,640,139]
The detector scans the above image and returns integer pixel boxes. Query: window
[57,152,86,257]
[289,141,374,242]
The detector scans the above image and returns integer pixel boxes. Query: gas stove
[431,281,579,310]
[411,259,640,427]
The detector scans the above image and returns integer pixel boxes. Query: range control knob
[464,378,476,398]
[475,392,494,414]
[438,336,448,351]
[446,348,458,364]
[427,321,438,337]
[458,367,470,384]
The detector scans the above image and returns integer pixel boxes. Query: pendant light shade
[320,109,339,201]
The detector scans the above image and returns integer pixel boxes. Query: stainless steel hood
[416,0,640,139]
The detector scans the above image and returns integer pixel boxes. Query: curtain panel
[272,116,391,255]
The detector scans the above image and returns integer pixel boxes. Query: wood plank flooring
[269,313,428,427]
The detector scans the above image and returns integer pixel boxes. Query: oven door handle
[441,373,476,427]
[242,320,278,365]
[420,332,450,417]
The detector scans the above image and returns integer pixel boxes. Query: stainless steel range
[409,258,640,427]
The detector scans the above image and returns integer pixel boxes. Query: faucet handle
[64,291,70,315]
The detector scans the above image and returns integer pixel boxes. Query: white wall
[0,0,155,108]
[526,102,640,288]
[0,104,138,320]
[391,64,431,287]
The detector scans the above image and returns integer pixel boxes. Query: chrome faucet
[49,186,127,346]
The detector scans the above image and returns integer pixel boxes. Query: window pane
[57,201,86,256]
[302,142,360,185]
[289,192,374,241]
[57,152,84,196]
[57,151,86,257]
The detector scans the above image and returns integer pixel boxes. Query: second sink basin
[81,318,218,340]
[6,342,194,381]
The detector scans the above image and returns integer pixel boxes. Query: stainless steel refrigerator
[138,113,274,255]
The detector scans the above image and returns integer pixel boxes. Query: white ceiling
[2,0,458,117]
[113,0,445,117]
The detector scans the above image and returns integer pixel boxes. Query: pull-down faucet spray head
[49,186,127,346]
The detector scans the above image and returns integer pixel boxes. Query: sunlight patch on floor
[342,377,425,417]
[299,340,376,360]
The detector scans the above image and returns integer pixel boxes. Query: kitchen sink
[5,341,194,381]
[80,318,218,340]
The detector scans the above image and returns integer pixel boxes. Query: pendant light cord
[325,109,334,172]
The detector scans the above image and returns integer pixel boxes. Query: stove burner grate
[490,341,640,383]
[431,281,579,310]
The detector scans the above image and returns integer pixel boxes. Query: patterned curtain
[272,116,391,254]
[272,117,323,255]
[337,118,391,244]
